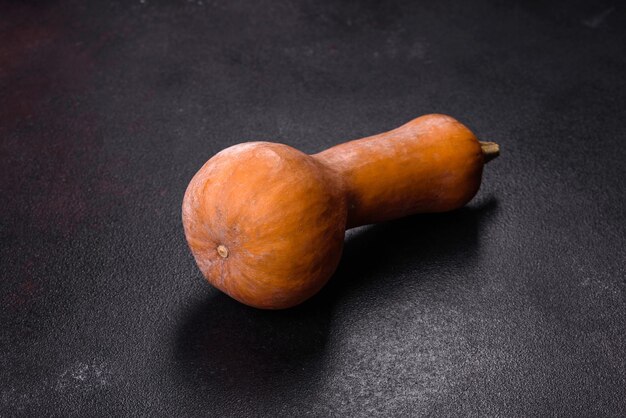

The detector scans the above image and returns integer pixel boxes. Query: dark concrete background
[1,0,625,416]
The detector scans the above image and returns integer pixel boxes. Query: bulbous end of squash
[182,142,348,309]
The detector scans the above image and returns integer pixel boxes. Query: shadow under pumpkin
[173,198,498,410]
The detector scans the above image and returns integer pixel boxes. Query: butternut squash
[182,114,499,309]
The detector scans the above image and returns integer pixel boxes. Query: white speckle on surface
[582,6,615,28]
[408,41,427,60]
[1,360,112,410]
[385,36,398,58]
[56,360,110,391]
[1,388,17,406]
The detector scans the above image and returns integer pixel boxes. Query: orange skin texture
[182,143,347,309]
[182,114,487,309]
[315,114,484,228]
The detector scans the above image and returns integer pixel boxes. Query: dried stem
[480,141,500,163]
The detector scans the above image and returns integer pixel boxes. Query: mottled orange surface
[182,114,496,309]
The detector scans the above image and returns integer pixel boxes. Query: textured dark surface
[1,0,625,416]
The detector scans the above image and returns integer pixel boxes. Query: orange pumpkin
[182,114,499,309]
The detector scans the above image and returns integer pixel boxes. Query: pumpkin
[182,114,499,309]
